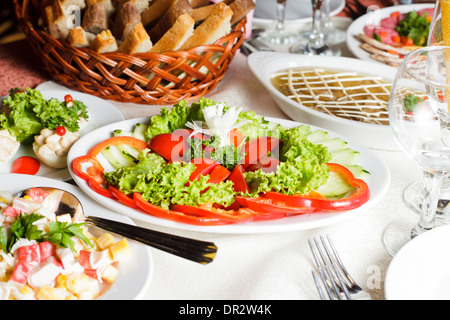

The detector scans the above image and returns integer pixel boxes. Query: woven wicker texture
[13,0,246,105]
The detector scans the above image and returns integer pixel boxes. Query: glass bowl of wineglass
[383,45,450,256]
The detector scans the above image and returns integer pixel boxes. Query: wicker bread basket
[13,0,246,105]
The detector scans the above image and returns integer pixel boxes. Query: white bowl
[247,51,400,151]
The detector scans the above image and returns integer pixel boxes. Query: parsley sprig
[0,213,92,253]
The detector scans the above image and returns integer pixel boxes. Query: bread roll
[112,1,141,41]
[67,26,95,47]
[118,22,153,53]
[82,2,108,34]
[180,2,233,50]
[90,29,119,53]
[149,12,195,53]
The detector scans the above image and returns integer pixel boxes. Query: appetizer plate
[385,224,450,300]
[67,116,390,234]
[253,0,345,27]
[346,3,435,64]
[247,51,399,151]
[0,173,153,300]
[0,90,124,180]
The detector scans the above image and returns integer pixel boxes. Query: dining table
[0,15,428,302]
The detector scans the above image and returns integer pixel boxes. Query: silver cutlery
[309,234,371,300]
[14,187,218,265]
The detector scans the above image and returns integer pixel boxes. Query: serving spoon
[14,187,218,265]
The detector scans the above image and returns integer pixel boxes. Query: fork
[309,234,371,300]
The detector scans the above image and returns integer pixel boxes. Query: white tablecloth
[36,19,425,300]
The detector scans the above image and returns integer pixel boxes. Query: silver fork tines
[309,234,371,300]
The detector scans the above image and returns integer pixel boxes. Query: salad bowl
[247,51,399,151]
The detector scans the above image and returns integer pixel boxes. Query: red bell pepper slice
[148,132,190,162]
[245,156,280,173]
[133,193,232,226]
[228,164,250,193]
[109,186,137,208]
[172,204,256,223]
[236,196,316,215]
[263,163,370,211]
[72,155,105,182]
[88,136,147,158]
[88,178,114,198]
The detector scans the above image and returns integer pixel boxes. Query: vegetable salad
[72,98,371,226]
[0,188,130,300]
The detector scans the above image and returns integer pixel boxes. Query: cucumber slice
[101,146,136,169]
[307,130,329,143]
[316,171,353,198]
[346,165,371,180]
[319,138,348,153]
[133,123,149,141]
[331,149,360,166]
[113,129,133,137]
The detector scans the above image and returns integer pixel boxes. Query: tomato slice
[11,156,40,175]
[207,165,230,184]
[242,137,280,168]
[148,132,189,162]
[228,164,250,193]
[88,136,147,158]
[134,193,231,226]
[245,156,280,173]
[189,158,218,181]
[109,186,137,208]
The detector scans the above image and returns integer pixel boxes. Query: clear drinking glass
[320,0,346,45]
[260,0,299,45]
[289,0,338,56]
[383,46,450,256]
[402,0,450,221]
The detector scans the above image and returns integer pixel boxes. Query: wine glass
[402,0,450,221]
[383,46,450,256]
[289,0,338,56]
[320,0,346,45]
[260,0,299,45]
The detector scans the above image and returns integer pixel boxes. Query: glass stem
[309,0,325,49]
[411,170,446,238]
[275,0,287,33]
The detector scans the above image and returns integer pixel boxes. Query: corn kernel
[23,195,32,201]
[101,264,119,283]
[56,274,67,288]
[20,285,34,297]
[109,238,130,261]
[96,233,116,250]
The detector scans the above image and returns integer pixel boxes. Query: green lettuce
[103,150,236,209]
[0,88,89,143]
[243,125,332,196]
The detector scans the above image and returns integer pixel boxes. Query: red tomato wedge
[242,137,280,168]
[207,165,231,184]
[11,156,40,175]
[148,132,190,162]
[246,156,280,173]
[228,164,250,193]
[189,158,218,181]
[134,193,231,226]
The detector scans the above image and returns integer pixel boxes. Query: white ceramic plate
[0,90,124,180]
[253,0,345,27]
[247,51,399,151]
[0,173,153,300]
[67,116,390,234]
[346,4,435,64]
[385,224,450,300]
